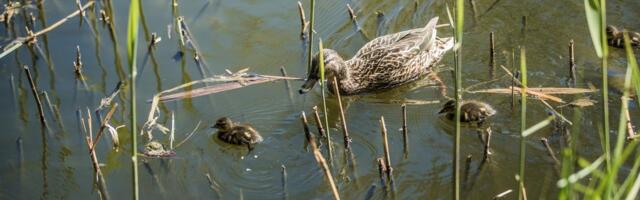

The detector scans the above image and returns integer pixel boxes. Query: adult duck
[299,17,453,95]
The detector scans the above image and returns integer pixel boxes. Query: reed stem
[332,77,351,152]
[401,104,408,158]
[307,123,340,200]
[312,106,326,138]
[518,47,528,200]
[379,116,393,181]
[569,40,576,86]
[541,138,560,165]
[23,65,47,128]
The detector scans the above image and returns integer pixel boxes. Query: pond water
[0,0,639,199]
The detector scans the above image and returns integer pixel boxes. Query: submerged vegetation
[0,0,639,199]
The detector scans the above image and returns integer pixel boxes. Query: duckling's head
[606,25,620,37]
[438,100,456,114]
[299,49,346,94]
[212,117,234,131]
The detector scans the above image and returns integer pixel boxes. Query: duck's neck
[323,49,358,94]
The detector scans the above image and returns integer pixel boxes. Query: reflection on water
[0,0,639,199]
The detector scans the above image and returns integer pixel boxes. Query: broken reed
[296,1,308,40]
[489,32,496,77]
[312,106,326,138]
[0,1,95,59]
[331,77,351,152]
[540,138,560,165]
[401,104,408,158]
[23,65,47,128]
[302,111,340,200]
[379,116,394,187]
[568,40,576,86]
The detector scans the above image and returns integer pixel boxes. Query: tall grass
[452,0,464,199]
[518,47,527,200]
[556,0,640,198]
[126,0,141,199]
[557,32,640,199]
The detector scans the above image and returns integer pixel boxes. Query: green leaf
[318,39,325,87]
[584,0,603,58]
[522,115,555,137]
[127,0,140,68]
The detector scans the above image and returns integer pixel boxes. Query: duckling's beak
[299,77,318,94]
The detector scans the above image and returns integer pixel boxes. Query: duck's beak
[299,77,318,94]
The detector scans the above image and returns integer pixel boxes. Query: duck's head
[212,117,233,131]
[299,49,345,94]
[606,25,620,37]
[438,100,456,114]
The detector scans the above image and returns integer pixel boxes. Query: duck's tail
[419,17,439,50]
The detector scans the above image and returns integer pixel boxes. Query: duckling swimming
[606,25,640,48]
[212,117,263,151]
[299,17,453,95]
[439,100,496,125]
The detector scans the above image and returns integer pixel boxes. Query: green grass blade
[522,116,555,137]
[318,39,332,162]
[126,0,141,199]
[518,47,528,200]
[557,156,605,188]
[453,0,464,199]
[584,0,603,58]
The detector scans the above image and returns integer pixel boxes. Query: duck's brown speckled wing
[346,18,440,92]
[352,17,438,59]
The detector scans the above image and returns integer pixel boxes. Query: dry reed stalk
[623,98,636,140]
[569,40,576,86]
[90,103,118,151]
[312,106,326,138]
[482,127,492,160]
[379,116,393,181]
[540,138,560,165]
[489,32,496,77]
[296,1,309,39]
[23,65,47,128]
[0,1,94,58]
[300,111,313,149]
[308,127,340,200]
[346,4,356,21]
[377,157,387,187]
[401,104,408,158]
[332,77,352,151]
[493,189,513,199]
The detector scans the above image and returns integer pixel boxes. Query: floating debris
[143,141,176,158]
[558,97,597,108]
[154,70,300,102]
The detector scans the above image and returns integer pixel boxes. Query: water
[0,0,639,199]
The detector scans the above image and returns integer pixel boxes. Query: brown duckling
[438,100,496,125]
[606,25,640,48]
[212,117,263,151]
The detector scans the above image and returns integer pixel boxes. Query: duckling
[606,25,640,48]
[212,117,263,151]
[438,100,496,125]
